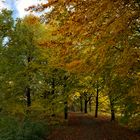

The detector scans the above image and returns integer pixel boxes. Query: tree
[77,76,94,113]
[0,9,14,112]
[3,15,47,113]
[10,0,140,129]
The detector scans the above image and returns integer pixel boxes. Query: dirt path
[47,112,140,140]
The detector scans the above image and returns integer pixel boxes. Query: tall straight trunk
[108,94,116,121]
[89,99,92,112]
[110,101,115,121]
[64,101,68,119]
[51,78,55,116]
[111,108,115,121]
[84,100,88,113]
[95,81,99,118]
[26,56,32,107]
[26,87,31,107]
[63,75,68,119]
[80,96,83,112]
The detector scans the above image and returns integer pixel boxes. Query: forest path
[47,112,140,140]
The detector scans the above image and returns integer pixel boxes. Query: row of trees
[0,9,78,120]
[0,0,140,129]
[32,0,140,127]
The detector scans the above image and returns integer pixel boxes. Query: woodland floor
[47,112,140,140]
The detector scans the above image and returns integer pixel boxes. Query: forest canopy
[0,0,140,136]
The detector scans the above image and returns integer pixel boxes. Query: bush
[0,116,47,140]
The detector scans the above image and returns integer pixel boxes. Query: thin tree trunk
[95,82,99,118]
[64,101,68,119]
[111,109,115,121]
[63,75,68,119]
[89,99,92,112]
[110,101,115,121]
[26,56,32,107]
[26,87,31,107]
[51,78,55,116]
[84,100,88,113]
[80,96,83,112]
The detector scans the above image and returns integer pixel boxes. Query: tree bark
[63,75,68,119]
[84,100,88,113]
[26,87,31,107]
[26,56,32,107]
[110,101,115,121]
[64,101,68,119]
[80,96,83,112]
[89,99,92,112]
[51,77,55,116]
[95,82,99,118]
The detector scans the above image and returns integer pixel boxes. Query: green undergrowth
[0,115,48,140]
[120,115,140,131]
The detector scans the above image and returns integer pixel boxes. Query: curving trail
[47,112,140,140]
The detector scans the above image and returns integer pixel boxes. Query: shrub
[0,116,47,140]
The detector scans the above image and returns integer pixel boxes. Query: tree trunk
[64,101,68,119]
[84,100,88,113]
[110,101,115,121]
[26,87,31,107]
[95,82,99,118]
[63,75,69,119]
[80,96,83,112]
[51,78,55,116]
[89,99,92,112]
[111,108,115,121]
[26,56,32,107]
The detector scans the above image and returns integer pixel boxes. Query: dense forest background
[0,0,140,139]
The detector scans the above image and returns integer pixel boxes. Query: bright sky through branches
[0,0,46,18]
